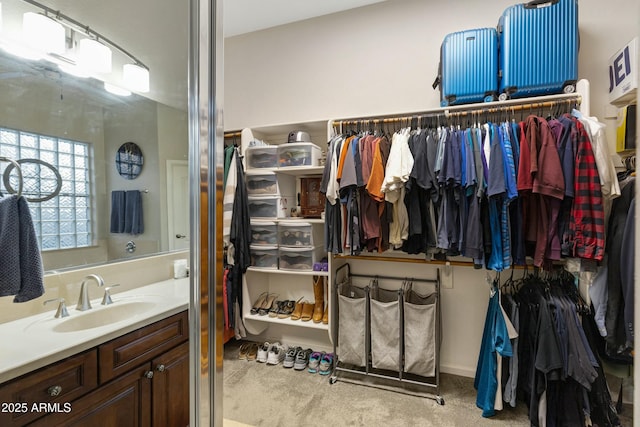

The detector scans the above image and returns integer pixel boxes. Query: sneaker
[318,353,334,375]
[293,348,313,371]
[266,343,286,365]
[256,341,270,363]
[283,346,302,368]
[307,351,324,373]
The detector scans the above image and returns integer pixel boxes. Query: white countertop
[0,278,189,384]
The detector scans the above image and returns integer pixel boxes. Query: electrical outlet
[441,262,453,289]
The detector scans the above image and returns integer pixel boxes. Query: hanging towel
[110,190,126,233]
[124,190,144,235]
[0,195,45,302]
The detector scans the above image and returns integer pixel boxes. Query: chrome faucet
[76,274,105,311]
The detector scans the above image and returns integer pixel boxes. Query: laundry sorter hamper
[330,263,443,405]
[336,274,368,368]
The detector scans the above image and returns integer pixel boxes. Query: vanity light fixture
[77,38,112,74]
[0,0,150,96]
[22,11,65,55]
[123,63,150,93]
[104,82,131,97]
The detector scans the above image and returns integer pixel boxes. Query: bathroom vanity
[0,279,189,427]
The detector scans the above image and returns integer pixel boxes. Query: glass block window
[0,127,93,251]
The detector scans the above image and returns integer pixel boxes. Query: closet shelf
[244,313,329,331]
[247,267,329,276]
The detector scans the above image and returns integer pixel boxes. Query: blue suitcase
[498,0,579,100]
[433,28,498,107]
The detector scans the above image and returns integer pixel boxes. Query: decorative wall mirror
[115,142,144,179]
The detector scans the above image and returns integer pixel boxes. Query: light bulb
[123,63,150,92]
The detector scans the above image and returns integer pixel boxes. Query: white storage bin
[246,146,278,169]
[248,195,293,218]
[250,245,278,269]
[246,172,278,195]
[278,246,321,271]
[277,142,321,167]
[250,220,278,245]
[245,171,295,196]
[278,221,318,247]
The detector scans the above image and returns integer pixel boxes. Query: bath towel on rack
[0,195,45,302]
[110,190,144,235]
[110,190,126,233]
[124,190,144,234]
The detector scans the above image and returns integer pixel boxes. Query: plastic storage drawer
[246,146,278,169]
[246,172,278,195]
[277,142,321,167]
[250,245,278,269]
[248,195,293,218]
[250,220,278,245]
[278,246,320,271]
[245,171,295,196]
[278,221,317,247]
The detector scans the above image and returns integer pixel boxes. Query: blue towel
[110,190,126,233]
[0,195,45,302]
[124,190,144,235]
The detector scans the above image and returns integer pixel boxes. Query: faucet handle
[44,298,70,318]
[101,284,120,305]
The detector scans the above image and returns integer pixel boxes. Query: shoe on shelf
[319,353,334,375]
[246,343,259,361]
[283,346,302,368]
[312,276,325,323]
[290,298,306,321]
[294,348,313,371]
[250,292,269,315]
[268,300,285,318]
[308,351,324,373]
[301,302,314,322]
[258,293,278,316]
[238,342,251,360]
[266,343,287,365]
[256,341,271,363]
[322,305,328,324]
[278,298,301,319]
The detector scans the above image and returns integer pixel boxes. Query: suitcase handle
[523,0,559,9]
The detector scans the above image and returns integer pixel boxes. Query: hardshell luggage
[498,0,579,100]
[433,28,498,107]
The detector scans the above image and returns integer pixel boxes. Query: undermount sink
[52,301,158,333]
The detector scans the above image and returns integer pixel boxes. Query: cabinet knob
[156,364,166,372]
[143,370,154,379]
[176,234,186,239]
[47,385,62,397]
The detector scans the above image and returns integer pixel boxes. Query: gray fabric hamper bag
[370,286,400,371]
[403,290,436,377]
[337,282,367,367]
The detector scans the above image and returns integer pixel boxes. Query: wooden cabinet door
[30,364,152,427]
[151,341,189,427]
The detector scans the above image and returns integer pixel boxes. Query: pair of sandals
[268,298,302,319]
[238,342,259,361]
[250,292,278,316]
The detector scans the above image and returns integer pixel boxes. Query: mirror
[115,142,144,180]
[0,0,189,272]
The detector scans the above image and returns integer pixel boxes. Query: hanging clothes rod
[330,92,582,128]
[224,131,243,138]
[0,156,23,197]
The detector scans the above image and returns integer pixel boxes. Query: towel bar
[0,156,23,197]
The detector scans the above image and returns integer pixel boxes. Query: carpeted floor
[223,340,531,427]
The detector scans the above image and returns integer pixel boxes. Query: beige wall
[223,0,640,376]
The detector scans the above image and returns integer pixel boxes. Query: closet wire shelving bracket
[329,263,444,405]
